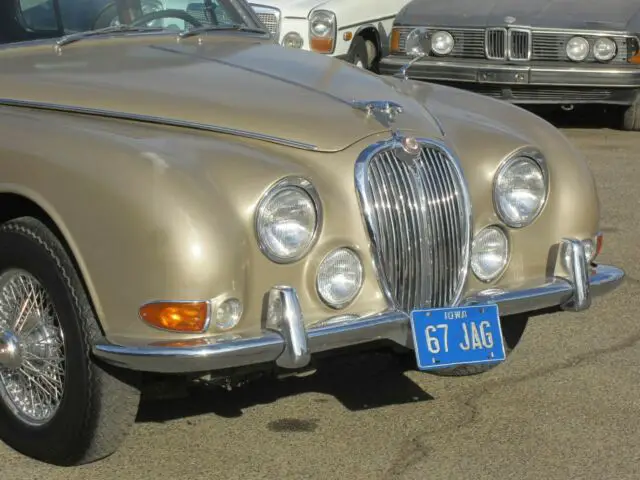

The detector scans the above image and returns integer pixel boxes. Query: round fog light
[471,227,509,282]
[214,298,242,331]
[282,32,303,49]
[316,248,363,309]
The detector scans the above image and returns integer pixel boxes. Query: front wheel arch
[0,193,105,336]
[354,26,382,68]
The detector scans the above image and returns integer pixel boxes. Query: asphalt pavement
[2,110,639,480]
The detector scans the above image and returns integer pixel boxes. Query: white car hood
[250,0,332,18]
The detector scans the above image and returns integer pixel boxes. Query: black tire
[0,217,140,466]
[346,35,370,70]
[622,98,640,131]
[399,314,529,377]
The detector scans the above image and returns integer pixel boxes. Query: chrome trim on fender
[92,241,624,374]
[0,99,320,152]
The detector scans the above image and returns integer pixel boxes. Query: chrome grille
[250,5,280,37]
[356,140,471,311]
[393,26,635,63]
[509,29,531,60]
[485,28,507,59]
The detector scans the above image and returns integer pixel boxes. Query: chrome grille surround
[393,26,637,64]
[485,27,507,59]
[250,4,281,38]
[354,137,473,312]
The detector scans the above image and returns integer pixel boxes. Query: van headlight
[255,177,321,263]
[493,150,548,228]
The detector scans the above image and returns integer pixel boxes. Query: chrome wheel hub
[0,330,21,370]
[0,270,65,426]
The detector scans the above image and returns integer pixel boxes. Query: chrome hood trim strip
[0,98,320,151]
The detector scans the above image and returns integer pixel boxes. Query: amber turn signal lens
[139,302,209,333]
[310,37,333,53]
[390,28,401,53]
[596,232,604,258]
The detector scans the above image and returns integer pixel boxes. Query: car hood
[0,35,444,153]
[397,0,640,31]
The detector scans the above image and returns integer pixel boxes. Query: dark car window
[19,0,61,31]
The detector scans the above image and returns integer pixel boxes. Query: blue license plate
[410,304,505,370]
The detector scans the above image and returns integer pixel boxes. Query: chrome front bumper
[93,239,625,374]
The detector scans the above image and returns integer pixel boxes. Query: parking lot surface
[2,112,639,480]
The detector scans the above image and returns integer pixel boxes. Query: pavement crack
[385,329,640,478]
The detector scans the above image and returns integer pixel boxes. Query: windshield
[16,0,266,36]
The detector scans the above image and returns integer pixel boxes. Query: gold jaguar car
[0,0,625,467]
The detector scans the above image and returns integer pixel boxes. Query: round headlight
[593,37,617,61]
[316,248,363,309]
[431,31,454,55]
[471,226,509,282]
[493,153,548,228]
[309,10,335,38]
[282,32,303,49]
[566,36,589,61]
[256,178,320,263]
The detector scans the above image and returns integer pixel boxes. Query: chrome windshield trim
[0,99,319,151]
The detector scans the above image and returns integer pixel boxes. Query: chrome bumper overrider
[92,239,625,374]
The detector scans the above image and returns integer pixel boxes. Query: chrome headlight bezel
[255,177,322,264]
[308,9,336,40]
[492,148,549,229]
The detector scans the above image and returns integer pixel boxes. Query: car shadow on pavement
[135,349,434,424]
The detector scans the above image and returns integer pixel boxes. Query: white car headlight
[255,178,321,263]
[309,10,335,38]
[471,226,510,282]
[493,151,548,228]
[593,37,617,61]
[316,248,364,308]
[431,31,454,55]
[282,32,303,49]
[566,36,590,61]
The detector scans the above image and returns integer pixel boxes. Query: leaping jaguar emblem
[351,100,404,128]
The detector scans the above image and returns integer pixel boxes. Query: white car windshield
[17,0,265,35]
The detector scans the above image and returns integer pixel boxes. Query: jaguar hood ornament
[351,100,404,128]
[351,100,422,162]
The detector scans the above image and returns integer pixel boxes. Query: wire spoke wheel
[0,269,65,426]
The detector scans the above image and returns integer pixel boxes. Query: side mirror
[394,27,429,80]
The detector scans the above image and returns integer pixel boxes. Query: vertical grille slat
[250,5,281,37]
[358,141,471,312]
[486,28,507,59]
[509,29,531,60]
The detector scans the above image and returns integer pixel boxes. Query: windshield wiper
[178,25,268,39]
[56,25,170,48]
